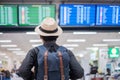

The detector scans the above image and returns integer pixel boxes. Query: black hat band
[39,27,58,33]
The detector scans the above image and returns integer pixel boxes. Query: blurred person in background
[0,70,11,80]
[4,70,11,80]
[0,69,5,80]
[11,69,23,80]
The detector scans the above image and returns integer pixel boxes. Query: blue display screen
[59,4,96,27]
[96,5,120,26]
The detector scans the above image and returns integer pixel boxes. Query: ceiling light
[79,54,84,57]
[1,45,17,47]
[67,39,86,42]
[115,47,120,48]
[75,54,84,58]
[0,53,6,56]
[67,48,74,50]
[12,51,25,53]
[7,48,21,51]
[15,53,26,56]
[118,32,120,34]
[0,40,12,43]
[4,56,8,58]
[29,40,42,43]
[0,32,3,34]
[26,32,37,35]
[63,44,79,47]
[103,39,120,42]
[86,47,98,50]
[93,44,108,47]
[73,32,97,35]
[32,44,42,47]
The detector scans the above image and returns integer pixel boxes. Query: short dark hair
[40,36,58,42]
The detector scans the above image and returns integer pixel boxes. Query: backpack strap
[44,51,48,80]
[58,51,65,80]
[43,46,65,80]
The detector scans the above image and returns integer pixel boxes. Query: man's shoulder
[28,46,40,55]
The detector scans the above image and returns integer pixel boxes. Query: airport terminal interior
[0,0,120,80]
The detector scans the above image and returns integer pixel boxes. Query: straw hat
[35,17,63,36]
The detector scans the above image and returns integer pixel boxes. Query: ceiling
[0,0,120,62]
[0,31,120,62]
[0,0,120,4]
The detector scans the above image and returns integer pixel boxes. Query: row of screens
[0,5,55,26]
[0,4,120,27]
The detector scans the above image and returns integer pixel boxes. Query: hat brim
[35,26,63,36]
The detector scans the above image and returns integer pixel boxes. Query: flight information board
[0,5,18,26]
[59,4,96,27]
[96,5,120,26]
[19,5,55,26]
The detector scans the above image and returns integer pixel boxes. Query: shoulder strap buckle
[44,75,48,80]
[58,51,65,80]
